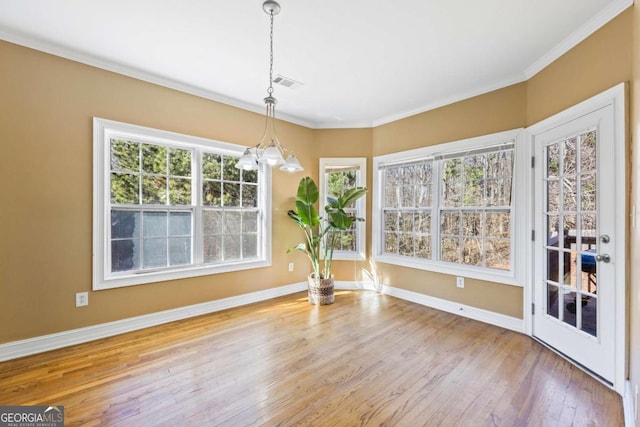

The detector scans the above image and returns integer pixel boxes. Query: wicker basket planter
[308,275,335,305]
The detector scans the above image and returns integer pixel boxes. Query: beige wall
[526,9,633,125]
[0,5,636,350]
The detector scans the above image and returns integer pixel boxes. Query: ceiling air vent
[273,74,303,89]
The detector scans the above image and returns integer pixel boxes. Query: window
[373,129,525,285]
[94,118,270,290]
[319,158,367,260]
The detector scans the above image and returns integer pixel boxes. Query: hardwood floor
[0,291,623,426]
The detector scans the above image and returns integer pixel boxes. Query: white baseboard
[624,380,636,426]
[381,285,524,333]
[0,282,306,362]
[334,280,378,291]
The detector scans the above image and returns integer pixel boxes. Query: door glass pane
[562,290,578,328]
[544,133,599,338]
[547,284,559,319]
[581,295,597,337]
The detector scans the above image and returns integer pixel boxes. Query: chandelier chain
[268,10,274,96]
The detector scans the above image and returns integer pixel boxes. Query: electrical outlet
[288,262,294,272]
[456,276,464,288]
[76,292,88,307]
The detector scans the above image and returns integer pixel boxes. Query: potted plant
[287,176,367,305]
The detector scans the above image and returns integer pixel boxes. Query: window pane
[462,238,482,266]
[486,239,511,270]
[203,210,223,235]
[486,212,510,238]
[143,212,167,237]
[547,142,560,178]
[243,234,258,258]
[399,212,414,232]
[143,238,167,268]
[462,212,482,238]
[242,169,258,183]
[416,185,431,208]
[111,139,139,172]
[223,156,240,181]
[111,239,139,272]
[242,184,257,208]
[581,174,596,211]
[440,211,460,236]
[142,176,167,204]
[415,212,431,234]
[203,235,222,262]
[111,210,140,238]
[580,131,596,172]
[111,173,139,204]
[169,148,191,177]
[384,232,398,254]
[169,212,191,236]
[486,178,511,207]
[563,137,577,175]
[169,237,191,265]
[142,144,167,174]
[563,176,577,212]
[415,235,431,259]
[225,211,242,234]
[243,212,258,233]
[203,181,221,206]
[224,235,241,260]
[203,153,222,180]
[441,237,460,263]
[399,234,413,256]
[169,178,192,205]
[224,183,241,207]
[384,212,398,231]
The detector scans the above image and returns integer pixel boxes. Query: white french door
[531,92,624,387]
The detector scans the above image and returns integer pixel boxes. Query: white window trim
[372,128,526,286]
[93,117,272,290]
[319,157,367,261]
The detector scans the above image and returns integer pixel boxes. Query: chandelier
[235,0,303,173]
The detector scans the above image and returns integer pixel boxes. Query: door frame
[524,82,627,394]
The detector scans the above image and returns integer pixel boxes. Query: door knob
[595,254,611,263]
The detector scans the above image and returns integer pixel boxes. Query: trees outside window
[94,118,269,290]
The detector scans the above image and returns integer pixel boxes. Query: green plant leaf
[337,187,367,208]
[294,177,320,227]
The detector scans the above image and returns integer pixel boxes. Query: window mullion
[432,159,442,262]
[193,149,204,265]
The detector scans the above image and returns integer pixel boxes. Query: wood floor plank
[0,291,623,426]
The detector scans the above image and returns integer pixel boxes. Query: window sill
[373,254,522,287]
[94,258,271,290]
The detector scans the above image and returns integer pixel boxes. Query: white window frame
[372,129,526,286]
[93,118,271,290]
[319,158,367,261]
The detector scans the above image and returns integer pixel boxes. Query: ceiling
[0,0,631,128]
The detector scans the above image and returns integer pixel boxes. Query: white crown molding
[371,74,527,127]
[0,282,306,362]
[524,0,633,79]
[381,285,524,334]
[0,28,315,129]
